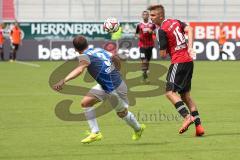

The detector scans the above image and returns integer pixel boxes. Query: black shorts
[140,47,153,61]
[11,43,19,50]
[166,61,193,94]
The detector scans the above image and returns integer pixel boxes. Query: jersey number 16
[173,26,186,45]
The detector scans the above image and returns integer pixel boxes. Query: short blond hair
[147,4,165,12]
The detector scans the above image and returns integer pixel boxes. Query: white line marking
[15,61,40,68]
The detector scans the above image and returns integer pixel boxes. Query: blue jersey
[79,48,122,93]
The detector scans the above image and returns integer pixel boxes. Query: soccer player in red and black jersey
[0,23,5,61]
[136,11,156,82]
[148,4,204,136]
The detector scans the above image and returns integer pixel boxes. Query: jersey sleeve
[157,29,168,50]
[177,20,187,31]
[136,24,140,34]
[78,54,90,64]
[105,50,113,57]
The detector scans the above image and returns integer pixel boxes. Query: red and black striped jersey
[136,22,156,48]
[157,19,192,64]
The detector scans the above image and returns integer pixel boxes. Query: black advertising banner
[2,39,240,61]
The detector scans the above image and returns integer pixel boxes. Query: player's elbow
[112,55,121,70]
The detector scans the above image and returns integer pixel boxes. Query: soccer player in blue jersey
[53,35,145,144]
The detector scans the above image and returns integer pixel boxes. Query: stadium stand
[3,0,240,22]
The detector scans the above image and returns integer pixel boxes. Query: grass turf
[0,61,240,160]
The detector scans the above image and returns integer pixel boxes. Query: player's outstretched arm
[64,61,89,82]
[53,60,89,91]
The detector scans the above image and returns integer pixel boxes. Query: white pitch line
[15,60,41,68]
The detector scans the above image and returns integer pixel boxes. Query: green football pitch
[1,61,240,160]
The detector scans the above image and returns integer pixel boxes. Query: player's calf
[165,91,196,134]
[81,95,101,134]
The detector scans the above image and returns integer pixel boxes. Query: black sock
[191,111,201,126]
[174,101,189,118]
[10,52,13,60]
[0,50,3,60]
[13,51,17,60]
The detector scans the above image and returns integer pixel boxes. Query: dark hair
[147,4,165,13]
[142,10,149,14]
[73,35,88,51]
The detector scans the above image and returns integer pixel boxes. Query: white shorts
[88,81,129,112]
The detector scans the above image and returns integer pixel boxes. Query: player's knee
[117,108,128,118]
[165,91,173,99]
